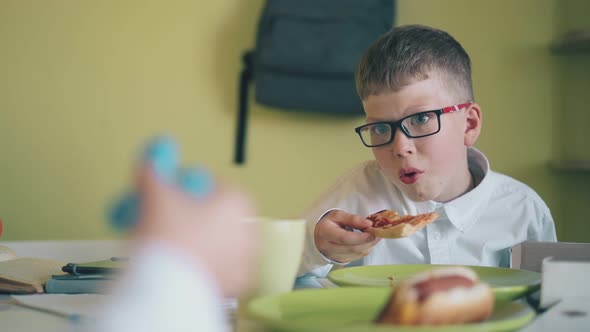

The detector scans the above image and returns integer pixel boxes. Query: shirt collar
[437,147,493,232]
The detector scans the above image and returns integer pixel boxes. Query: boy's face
[362,77,481,203]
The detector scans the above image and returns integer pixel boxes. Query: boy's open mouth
[399,168,424,185]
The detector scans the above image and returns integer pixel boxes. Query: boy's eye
[371,123,391,136]
[409,113,431,126]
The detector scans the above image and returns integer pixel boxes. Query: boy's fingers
[136,165,161,201]
[177,167,214,198]
[328,210,372,230]
[142,136,179,182]
[136,135,181,202]
[138,164,215,204]
[323,221,376,245]
[330,238,381,256]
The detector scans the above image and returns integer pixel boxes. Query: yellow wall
[0,0,584,241]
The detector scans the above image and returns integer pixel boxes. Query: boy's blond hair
[356,25,473,102]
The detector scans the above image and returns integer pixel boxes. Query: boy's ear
[464,103,482,146]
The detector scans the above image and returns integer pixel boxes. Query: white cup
[238,217,305,320]
[251,217,305,298]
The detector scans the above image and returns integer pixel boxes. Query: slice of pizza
[365,209,439,238]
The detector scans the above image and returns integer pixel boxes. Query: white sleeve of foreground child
[99,243,228,332]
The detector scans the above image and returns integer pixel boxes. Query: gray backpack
[235,0,395,164]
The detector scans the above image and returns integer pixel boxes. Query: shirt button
[432,232,441,241]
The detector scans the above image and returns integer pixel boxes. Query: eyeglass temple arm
[442,102,473,114]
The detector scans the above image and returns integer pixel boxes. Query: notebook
[0,245,64,293]
[45,273,115,294]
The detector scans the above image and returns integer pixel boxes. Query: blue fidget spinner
[108,136,213,231]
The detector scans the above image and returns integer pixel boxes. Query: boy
[298,25,557,278]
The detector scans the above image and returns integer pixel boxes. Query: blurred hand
[134,165,257,298]
[314,210,381,263]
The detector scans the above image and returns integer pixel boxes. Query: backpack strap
[234,52,253,165]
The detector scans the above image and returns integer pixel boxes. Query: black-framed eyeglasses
[354,103,472,148]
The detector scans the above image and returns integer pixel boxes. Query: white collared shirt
[298,147,557,277]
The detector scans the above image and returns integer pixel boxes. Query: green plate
[248,287,535,332]
[328,265,540,301]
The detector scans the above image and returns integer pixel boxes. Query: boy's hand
[135,165,256,298]
[314,210,381,264]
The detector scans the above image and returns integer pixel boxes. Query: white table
[3,241,589,332]
[520,297,590,331]
[0,240,263,332]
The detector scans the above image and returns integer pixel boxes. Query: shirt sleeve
[297,208,337,278]
[296,161,384,278]
[537,213,558,241]
[98,243,228,332]
[297,208,353,278]
[528,203,558,242]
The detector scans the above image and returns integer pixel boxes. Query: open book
[0,245,64,293]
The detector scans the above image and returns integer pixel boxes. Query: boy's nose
[390,127,415,157]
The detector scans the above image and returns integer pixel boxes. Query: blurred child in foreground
[101,139,256,332]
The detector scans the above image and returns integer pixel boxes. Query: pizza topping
[368,210,419,228]
[365,209,440,239]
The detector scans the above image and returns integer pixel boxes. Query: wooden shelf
[550,30,590,53]
[549,159,590,172]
